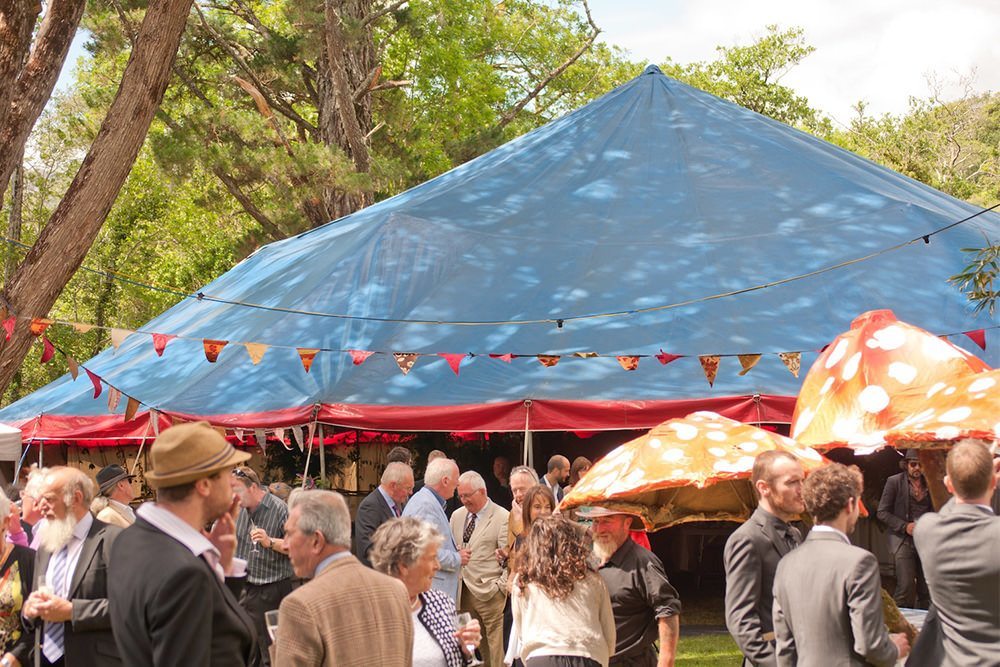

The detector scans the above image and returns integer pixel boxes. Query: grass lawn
[676,633,743,666]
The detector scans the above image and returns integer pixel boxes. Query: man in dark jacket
[877,449,931,609]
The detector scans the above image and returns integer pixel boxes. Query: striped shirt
[235,491,294,585]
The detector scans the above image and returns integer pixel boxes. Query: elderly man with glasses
[877,449,932,609]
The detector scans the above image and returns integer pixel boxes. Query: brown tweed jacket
[274,554,414,666]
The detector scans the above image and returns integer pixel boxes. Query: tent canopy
[1,65,997,441]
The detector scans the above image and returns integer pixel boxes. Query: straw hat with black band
[145,421,251,489]
[574,505,645,530]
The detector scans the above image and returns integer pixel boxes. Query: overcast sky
[586,0,1000,125]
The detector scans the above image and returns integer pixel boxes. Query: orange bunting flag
[67,355,79,380]
[85,368,102,398]
[964,329,986,350]
[737,354,761,376]
[349,349,374,365]
[107,387,122,412]
[537,355,561,367]
[203,339,228,363]
[489,353,514,363]
[29,318,52,336]
[616,355,640,371]
[152,333,176,356]
[573,352,599,358]
[40,336,55,364]
[297,348,319,373]
[110,328,133,350]
[778,352,801,378]
[245,343,268,365]
[2,317,14,341]
[124,397,141,422]
[655,348,682,365]
[438,353,466,375]
[72,322,94,334]
[699,355,720,387]
[394,353,418,375]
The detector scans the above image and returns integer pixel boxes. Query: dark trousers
[893,540,930,609]
[240,577,295,666]
[609,646,657,667]
[526,657,601,667]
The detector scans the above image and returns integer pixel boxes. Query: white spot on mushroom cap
[842,352,862,381]
[670,423,698,440]
[738,441,759,453]
[858,385,890,413]
[938,407,972,423]
[648,438,662,449]
[968,376,996,393]
[888,362,918,385]
[708,447,727,458]
[869,325,906,350]
[825,339,850,368]
[833,416,861,440]
[706,431,727,442]
[795,407,815,434]
[820,376,835,395]
[927,382,947,398]
[934,426,961,440]
[661,448,684,462]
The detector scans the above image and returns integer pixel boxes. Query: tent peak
[642,64,664,76]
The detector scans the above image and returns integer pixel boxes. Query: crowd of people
[0,424,994,667]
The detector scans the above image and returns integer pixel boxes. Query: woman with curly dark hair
[511,515,615,667]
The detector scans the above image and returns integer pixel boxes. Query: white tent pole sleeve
[129,417,154,476]
[318,424,326,483]
[301,424,314,489]
[522,399,533,468]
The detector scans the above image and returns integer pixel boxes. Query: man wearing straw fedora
[108,422,261,666]
[90,464,136,529]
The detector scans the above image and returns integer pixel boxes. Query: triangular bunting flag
[274,427,285,446]
[489,353,514,363]
[349,349,374,365]
[29,318,52,336]
[107,387,122,412]
[616,355,640,371]
[124,397,140,421]
[203,339,228,362]
[67,355,79,380]
[152,333,176,356]
[537,355,560,367]
[85,368,102,399]
[298,348,319,373]
[2,317,14,341]
[292,425,304,451]
[254,428,267,449]
[737,354,762,376]
[40,336,55,364]
[393,353,418,375]
[655,348,682,365]
[964,329,986,350]
[778,352,801,378]
[110,328,133,349]
[245,343,268,365]
[438,353,466,375]
[72,322,94,334]
[573,352,599,358]
[699,355,720,387]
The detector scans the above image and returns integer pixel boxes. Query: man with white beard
[23,466,123,666]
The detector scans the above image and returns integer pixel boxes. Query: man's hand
[249,527,270,547]
[207,496,240,574]
[890,632,911,659]
[494,547,508,565]
[34,595,73,623]
[22,591,44,619]
[459,548,471,566]
[6,502,22,536]
[905,522,915,536]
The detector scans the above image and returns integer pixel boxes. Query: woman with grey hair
[0,487,34,666]
[371,517,481,667]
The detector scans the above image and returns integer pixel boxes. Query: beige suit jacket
[451,499,509,601]
[94,499,134,529]
[275,554,413,666]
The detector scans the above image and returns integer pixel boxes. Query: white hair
[289,490,352,549]
[381,461,413,486]
[510,465,539,484]
[424,458,457,486]
[23,466,49,500]
[458,471,486,491]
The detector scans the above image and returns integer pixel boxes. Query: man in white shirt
[541,455,570,503]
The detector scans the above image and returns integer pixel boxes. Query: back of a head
[427,449,447,463]
[290,490,352,548]
[519,515,591,599]
[802,463,862,523]
[751,450,797,496]
[946,440,994,500]
[382,461,413,486]
[424,457,456,487]
[387,446,412,465]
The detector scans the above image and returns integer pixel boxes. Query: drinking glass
[265,609,280,641]
[249,522,261,554]
[453,612,482,665]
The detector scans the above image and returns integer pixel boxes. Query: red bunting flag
[152,333,176,356]
[699,355,720,387]
[537,355,560,367]
[655,348,682,366]
[489,353,515,363]
[616,355,639,371]
[778,352,801,378]
[349,349,374,365]
[393,353,418,375]
[964,329,986,350]
[297,348,319,373]
[29,318,52,336]
[85,368,102,398]
[438,353,466,375]
[737,354,761,376]
[124,397,141,422]
[203,339,228,363]
[40,336,55,364]
[2,317,14,341]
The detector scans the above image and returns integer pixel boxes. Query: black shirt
[598,538,681,659]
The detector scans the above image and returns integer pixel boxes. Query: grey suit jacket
[33,515,123,667]
[724,507,799,667]
[353,487,395,568]
[913,503,1000,666]
[402,486,461,601]
[773,531,897,667]
[876,472,919,554]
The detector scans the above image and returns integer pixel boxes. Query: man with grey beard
[23,466,122,666]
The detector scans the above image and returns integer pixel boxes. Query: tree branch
[358,0,409,31]
[213,167,286,241]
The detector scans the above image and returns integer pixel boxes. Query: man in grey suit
[353,461,414,567]
[876,449,932,608]
[724,450,805,667]
[773,463,909,667]
[401,457,466,601]
[914,440,1000,666]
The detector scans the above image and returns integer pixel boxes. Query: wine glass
[453,612,482,665]
[37,574,54,597]
[249,521,261,554]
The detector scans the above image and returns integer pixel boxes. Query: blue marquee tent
[1,65,997,442]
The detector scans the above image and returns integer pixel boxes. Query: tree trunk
[0,0,41,123]
[0,0,196,394]
[0,0,86,206]
[917,449,952,510]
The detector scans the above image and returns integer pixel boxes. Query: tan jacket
[451,500,509,601]
[91,497,134,529]
[274,554,413,666]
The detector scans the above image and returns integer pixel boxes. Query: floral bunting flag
[699,355,720,387]
[438,353,466,375]
[40,336,55,364]
[72,322,94,334]
[85,368,102,399]
[2,317,14,341]
[737,354,761,376]
[537,355,560,367]
[616,355,639,371]
[203,339,228,363]
[67,355,79,380]
[297,348,319,373]
[489,353,514,363]
[349,349,374,365]
[124,397,140,422]
[29,318,52,336]
[245,343,268,365]
[152,333,176,357]
[778,352,801,378]
[573,352,599,358]
[655,348,682,366]
[964,329,986,350]
[110,328,133,350]
[107,387,122,412]
[394,353,418,375]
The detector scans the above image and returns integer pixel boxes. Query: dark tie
[463,513,477,544]
[779,523,801,551]
[393,503,401,517]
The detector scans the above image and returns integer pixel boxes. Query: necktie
[463,513,477,545]
[43,545,70,662]
[779,523,801,551]
[393,503,401,517]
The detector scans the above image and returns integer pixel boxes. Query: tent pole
[318,424,326,484]
[522,399,533,469]
[301,425,314,489]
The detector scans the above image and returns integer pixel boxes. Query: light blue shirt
[314,550,352,578]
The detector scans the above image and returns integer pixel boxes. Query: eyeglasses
[232,467,259,485]
[907,461,921,467]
